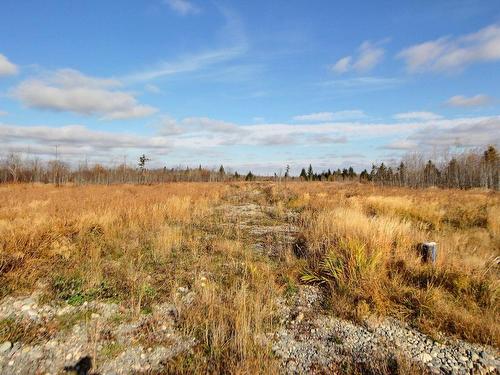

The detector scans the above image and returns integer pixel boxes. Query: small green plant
[52,275,119,305]
[56,310,94,331]
[101,342,125,359]
[0,318,41,344]
[284,278,298,298]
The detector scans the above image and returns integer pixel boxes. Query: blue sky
[1,0,499,174]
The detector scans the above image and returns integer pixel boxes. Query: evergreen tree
[341,168,348,180]
[300,168,307,180]
[482,145,499,189]
[245,171,255,181]
[359,169,369,181]
[397,162,406,186]
[307,164,314,181]
[424,160,439,186]
[348,166,356,179]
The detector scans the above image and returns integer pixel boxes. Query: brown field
[0,182,499,373]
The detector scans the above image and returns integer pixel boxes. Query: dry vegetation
[0,181,499,373]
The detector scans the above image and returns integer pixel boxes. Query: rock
[0,341,12,353]
[480,351,492,361]
[416,352,433,363]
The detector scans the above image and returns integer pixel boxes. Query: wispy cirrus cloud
[0,53,18,76]
[393,111,442,121]
[11,69,157,120]
[293,110,366,122]
[331,41,385,74]
[125,5,247,83]
[398,24,500,73]
[125,47,246,82]
[319,76,403,94]
[445,94,493,107]
[164,0,200,15]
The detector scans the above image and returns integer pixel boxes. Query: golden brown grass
[0,183,282,373]
[0,181,498,373]
[293,182,499,346]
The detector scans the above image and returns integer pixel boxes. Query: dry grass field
[0,182,498,374]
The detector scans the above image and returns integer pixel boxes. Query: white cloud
[293,110,366,122]
[12,69,157,120]
[445,94,493,107]
[393,111,442,121]
[398,24,500,72]
[164,0,200,15]
[0,124,171,153]
[0,110,8,116]
[145,84,162,94]
[382,140,418,150]
[331,57,351,74]
[182,117,243,133]
[407,117,500,148]
[310,135,348,144]
[331,41,384,74]
[0,53,18,76]
[3,114,497,170]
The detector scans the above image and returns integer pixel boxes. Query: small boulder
[416,352,433,363]
[0,341,12,354]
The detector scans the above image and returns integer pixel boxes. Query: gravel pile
[272,286,499,374]
[0,290,196,374]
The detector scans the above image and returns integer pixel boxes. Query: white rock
[416,353,433,363]
[0,341,12,353]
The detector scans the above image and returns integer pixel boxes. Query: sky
[1,0,500,174]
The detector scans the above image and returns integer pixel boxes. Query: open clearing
[0,182,499,374]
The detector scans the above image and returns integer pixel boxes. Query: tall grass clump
[299,189,500,345]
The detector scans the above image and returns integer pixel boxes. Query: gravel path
[272,286,499,374]
[0,289,196,374]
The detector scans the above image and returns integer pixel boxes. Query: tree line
[0,153,257,185]
[0,146,498,189]
[298,146,499,190]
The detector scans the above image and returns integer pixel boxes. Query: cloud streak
[331,41,385,74]
[445,94,493,107]
[164,0,200,15]
[293,110,366,122]
[398,24,500,73]
[393,111,442,121]
[0,53,18,76]
[125,5,247,83]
